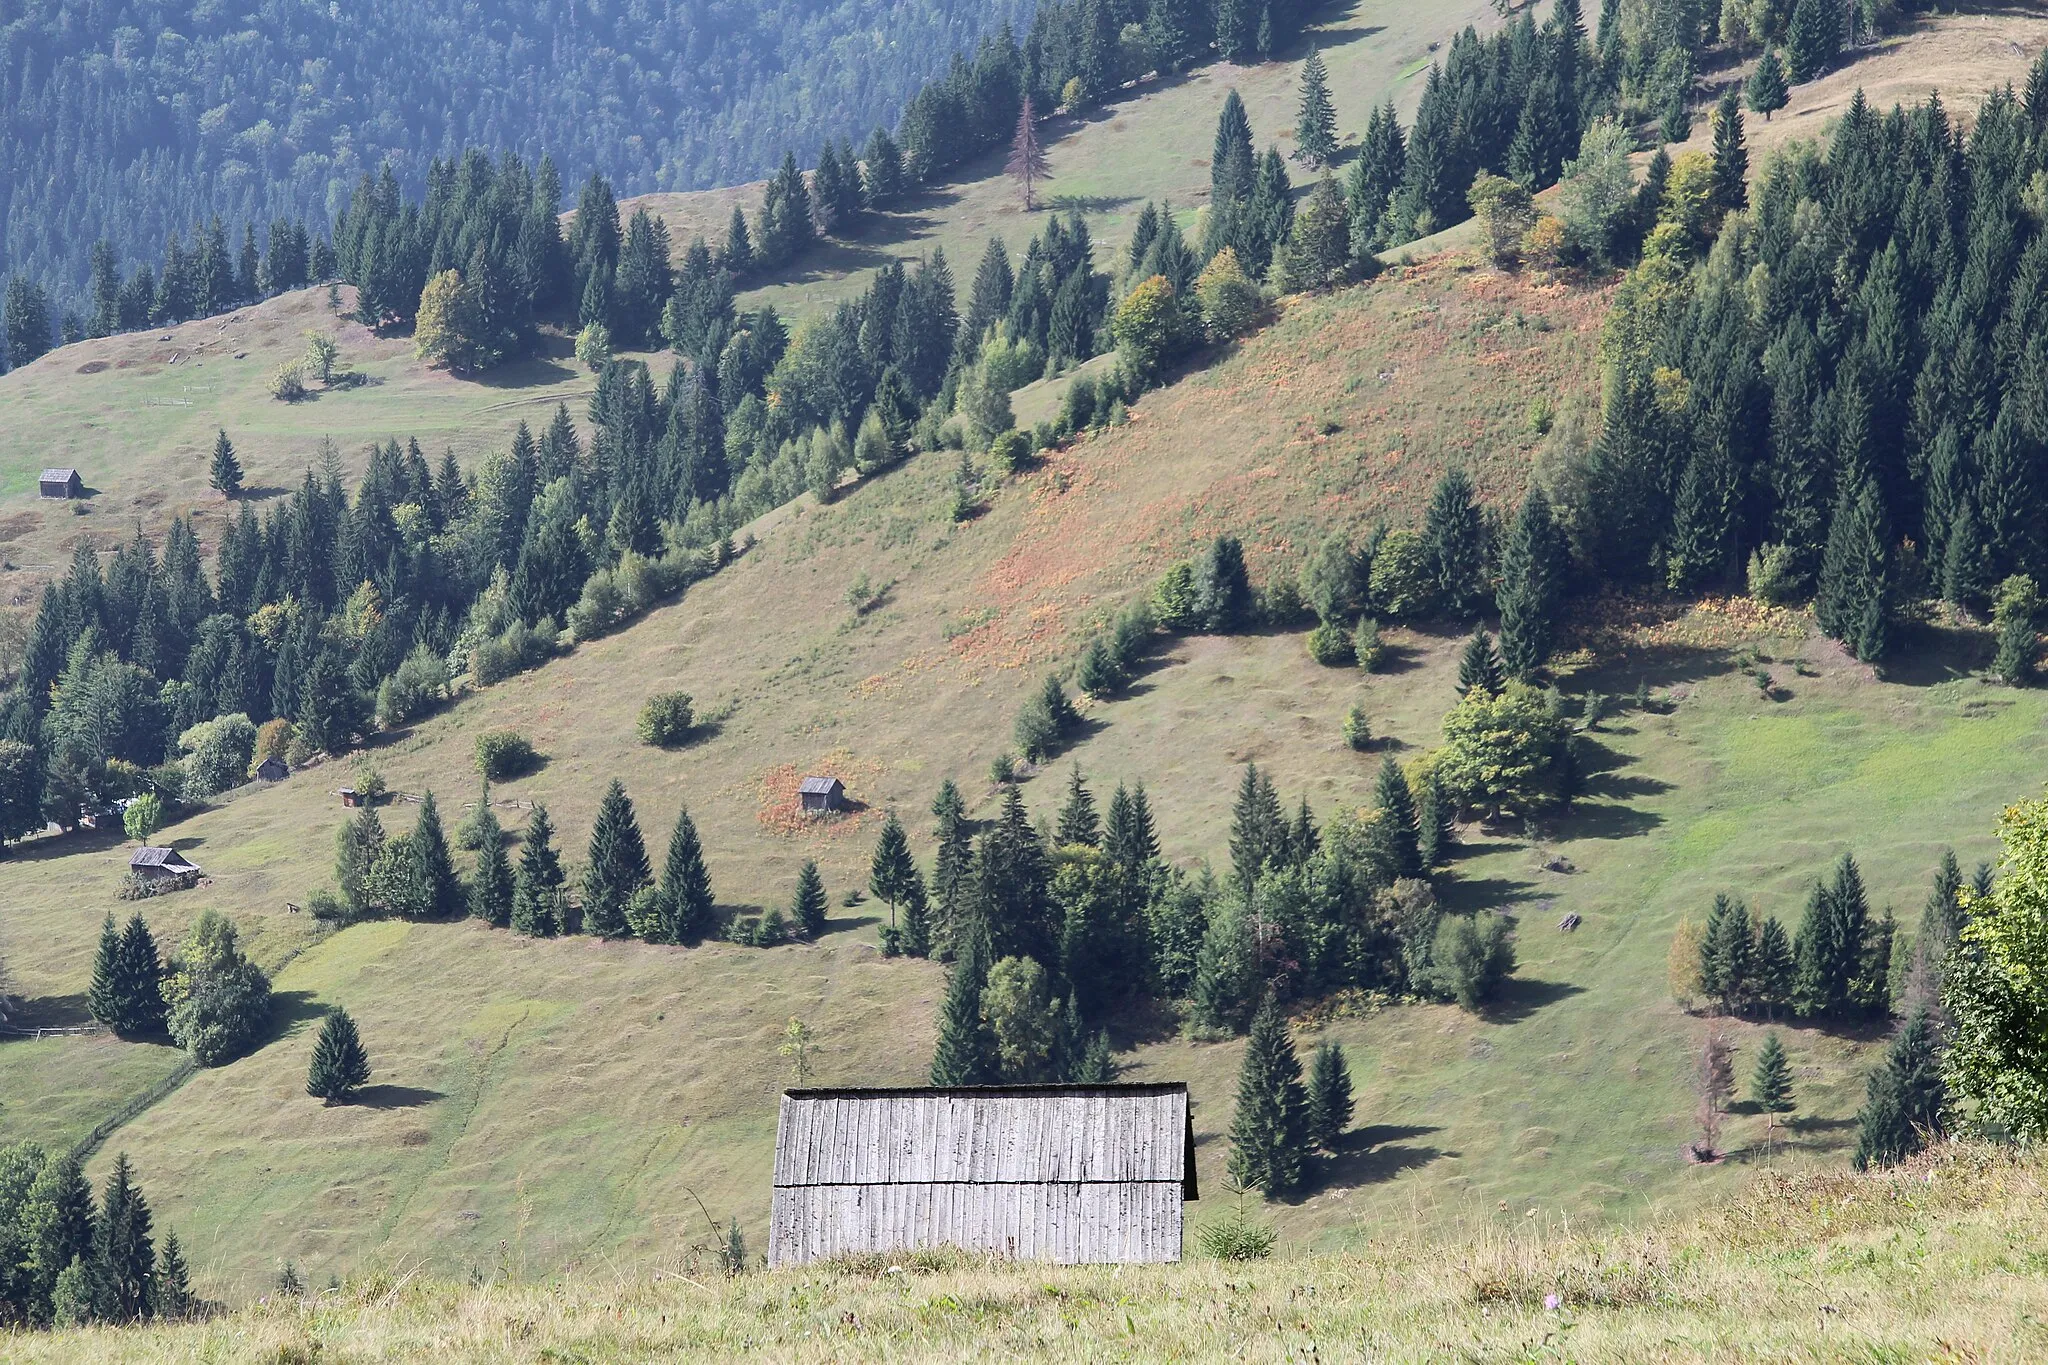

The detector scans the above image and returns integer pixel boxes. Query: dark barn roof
[130,847,198,871]
[798,776,845,795]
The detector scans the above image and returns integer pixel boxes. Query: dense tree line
[0,0,1038,327]
[1573,61,2048,661]
[0,1147,195,1328]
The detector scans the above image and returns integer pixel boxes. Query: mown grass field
[17,1146,2048,1362]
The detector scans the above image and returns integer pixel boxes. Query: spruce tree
[511,804,563,937]
[412,791,461,918]
[931,779,973,954]
[1305,1040,1354,1152]
[1710,87,1749,215]
[209,429,243,499]
[1705,895,1755,1013]
[868,812,917,928]
[1497,485,1563,678]
[659,804,717,942]
[468,816,515,928]
[930,929,994,1084]
[1425,468,1488,618]
[1754,917,1795,1017]
[791,860,827,939]
[901,877,933,958]
[581,780,650,938]
[306,1007,371,1104]
[95,1151,154,1322]
[1815,477,1892,663]
[1785,0,1840,83]
[153,1228,193,1320]
[115,913,166,1036]
[1416,770,1453,868]
[1294,48,1337,169]
[1227,993,1310,1196]
[1057,766,1100,846]
[1746,50,1789,121]
[1750,1031,1794,1116]
[1852,1008,1944,1170]
[88,912,125,1032]
[1371,755,1423,881]
[1229,763,1286,890]
[1075,1029,1115,1083]
[1103,782,1158,877]
[1456,627,1506,697]
[1215,0,1255,63]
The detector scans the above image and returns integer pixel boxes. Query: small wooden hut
[39,468,83,500]
[798,776,846,813]
[768,1083,1196,1267]
[130,847,202,882]
[255,756,289,782]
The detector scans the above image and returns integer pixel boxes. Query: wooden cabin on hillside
[39,468,83,499]
[798,775,847,813]
[130,847,202,882]
[768,1083,1197,1267]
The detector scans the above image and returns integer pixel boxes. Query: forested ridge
[0,0,1036,317]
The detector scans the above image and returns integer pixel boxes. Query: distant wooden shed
[130,847,201,881]
[39,468,83,499]
[798,775,846,813]
[768,1083,1197,1268]
[255,756,289,782]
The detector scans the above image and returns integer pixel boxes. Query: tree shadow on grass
[1478,976,1585,1026]
[351,1084,445,1110]
[1877,618,1992,687]
[1313,1123,1446,1193]
[1560,800,1664,841]
[1436,875,1543,915]
[2,824,124,863]
[6,992,92,1029]
[263,990,334,1044]
[820,913,881,938]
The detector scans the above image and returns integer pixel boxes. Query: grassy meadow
[3,248,2042,1294]
[1,0,2046,1319]
[16,1145,2048,1362]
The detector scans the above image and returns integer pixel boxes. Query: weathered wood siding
[768,1086,1192,1267]
[770,1181,1184,1265]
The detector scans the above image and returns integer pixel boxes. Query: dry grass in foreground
[16,1144,2048,1363]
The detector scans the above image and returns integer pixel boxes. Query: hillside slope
[6,252,2046,1298]
[5,1,2048,1308]
[19,1146,2048,1362]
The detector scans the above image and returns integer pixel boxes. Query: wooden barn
[255,756,289,782]
[39,468,83,500]
[130,847,202,882]
[768,1083,1196,1267]
[798,775,846,813]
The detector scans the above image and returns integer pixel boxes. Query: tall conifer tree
[1228,993,1310,1194]
[581,780,650,938]
[659,805,717,942]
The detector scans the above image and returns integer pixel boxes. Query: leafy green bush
[1305,621,1353,666]
[474,729,538,782]
[178,713,258,799]
[1342,705,1372,751]
[376,644,450,728]
[1746,542,1800,606]
[637,691,695,747]
[166,911,273,1066]
[1367,529,1436,619]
